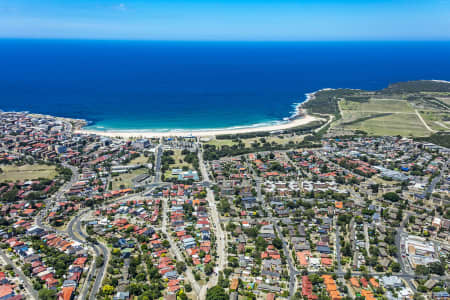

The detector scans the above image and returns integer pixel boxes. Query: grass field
[205,139,238,147]
[436,97,450,106]
[418,110,450,131]
[111,168,148,190]
[338,111,382,124]
[0,164,57,182]
[338,98,431,137]
[127,154,149,165]
[340,99,415,113]
[343,113,429,137]
[172,149,193,169]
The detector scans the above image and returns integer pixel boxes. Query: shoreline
[74,90,324,138]
[75,114,319,138]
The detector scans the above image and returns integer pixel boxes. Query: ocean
[0,40,449,131]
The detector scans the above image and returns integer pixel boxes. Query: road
[35,163,109,300]
[249,161,298,298]
[36,163,79,231]
[259,176,298,300]
[415,109,436,133]
[349,218,356,253]
[154,144,163,183]
[253,156,302,298]
[363,222,371,258]
[161,195,201,298]
[197,145,227,299]
[334,218,343,276]
[423,161,447,198]
[0,249,38,299]
[67,210,109,300]
[273,222,298,299]
[313,114,334,134]
[395,212,416,292]
[155,144,202,299]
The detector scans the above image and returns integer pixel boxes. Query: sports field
[0,164,57,182]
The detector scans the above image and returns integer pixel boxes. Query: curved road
[67,211,109,300]
[35,164,109,300]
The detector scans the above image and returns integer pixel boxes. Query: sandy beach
[75,114,319,139]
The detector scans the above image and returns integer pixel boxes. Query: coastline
[74,91,322,138]
[3,90,324,139]
[75,114,319,138]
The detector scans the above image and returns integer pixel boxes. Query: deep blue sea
[0,40,449,131]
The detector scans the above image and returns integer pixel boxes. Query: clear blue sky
[0,0,449,40]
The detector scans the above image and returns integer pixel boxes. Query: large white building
[405,235,439,268]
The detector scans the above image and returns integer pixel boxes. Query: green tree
[391,262,401,273]
[415,265,429,276]
[102,284,115,295]
[429,262,445,275]
[206,286,228,300]
[95,255,104,268]
[176,261,186,273]
[272,237,283,249]
[205,262,214,275]
[38,288,57,300]
[344,269,352,280]
[383,192,400,202]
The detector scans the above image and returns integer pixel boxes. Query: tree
[309,274,324,285]
[129,283,143,295]
[227,257,238,268]
[415,265,429,276]
[2,187,18,202]
[342,243,352,257]
[95,255,104,268]
[226,222,236,232]
[205,262,214,275]
[383,192,400,202]
[255,236,268,251]
[391,262,401,273]
[218,271,229,288]
[102,284,115,295]
[176,261,186,273]
[272,237,283,249]
[178,290,188,300]
[38,288,57,300]
[344,269,352,280]
[224,268,233,277]
[388,245,398,256]
[429,262,445,275]
[370,184,379,193]
[206,286,228,300]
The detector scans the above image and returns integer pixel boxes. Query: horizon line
[1,37,450,43]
